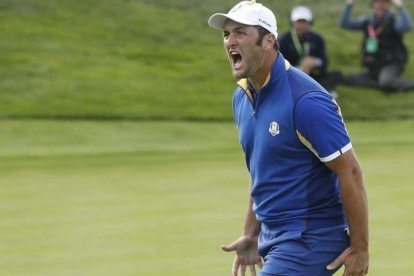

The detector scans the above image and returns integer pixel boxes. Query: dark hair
[255,26,279,51]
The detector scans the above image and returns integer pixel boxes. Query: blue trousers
[258,225,350,275]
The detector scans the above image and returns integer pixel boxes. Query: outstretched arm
[393,0,412,33]
[339,0,366,30]
[325,149,369,275]
[222,182,262,276]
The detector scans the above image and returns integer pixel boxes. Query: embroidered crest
[268,121,280,136]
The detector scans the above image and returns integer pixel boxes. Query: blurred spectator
[340,0,414,92]
[279,6,343,96]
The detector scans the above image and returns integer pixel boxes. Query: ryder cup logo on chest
[268,121,280,136]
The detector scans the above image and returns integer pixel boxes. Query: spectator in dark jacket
[279,6,343,95]
[340,0,414,92]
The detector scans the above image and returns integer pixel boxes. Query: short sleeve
[294,92,352,162]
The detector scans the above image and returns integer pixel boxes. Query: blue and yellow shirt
[232,54,351,231]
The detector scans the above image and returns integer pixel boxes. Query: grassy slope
[1,119,413,275]
[0,0,414,121]
[1,1,413,274]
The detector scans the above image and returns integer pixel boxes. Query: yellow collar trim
[237,59,291,102]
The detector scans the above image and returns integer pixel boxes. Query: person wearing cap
[208,1,369,275]
[340,0,414,92]
[279,6,343,95]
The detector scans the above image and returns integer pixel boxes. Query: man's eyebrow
[234,26,247,31]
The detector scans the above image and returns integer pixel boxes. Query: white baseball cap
[290,6,313,22]
[208,1,278,38]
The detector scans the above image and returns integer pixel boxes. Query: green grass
[0,0,414,121]
[1,0,414,274]
[1,119,413,275]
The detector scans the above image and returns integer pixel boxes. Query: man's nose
[226,32,237,47]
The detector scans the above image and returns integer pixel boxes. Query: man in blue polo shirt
[208,1,369,275]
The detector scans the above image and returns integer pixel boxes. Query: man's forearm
[242,196,261,238]
[326,150,369,250]
[339,165,369,249]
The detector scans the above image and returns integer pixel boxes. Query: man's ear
[263,34,275,50]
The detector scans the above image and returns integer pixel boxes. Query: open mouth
[230,51,243,69]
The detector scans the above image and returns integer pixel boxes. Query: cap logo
[258,18,271,28]
[231,3,243,13]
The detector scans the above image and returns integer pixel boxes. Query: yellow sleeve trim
[296,130,320,158]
